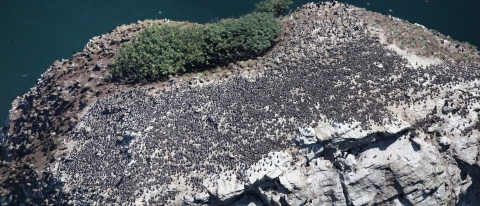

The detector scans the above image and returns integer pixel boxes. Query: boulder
[373,62,383,68]
[438,136,451,147]
[295,127,317,145]
[194,192,210,204]
[307,159,347,205]
[208,173,244,204]
[336,154,357,171]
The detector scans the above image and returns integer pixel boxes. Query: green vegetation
[255,0,294,16]
[110,12,282,82]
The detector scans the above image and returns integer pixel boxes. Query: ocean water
[0,0,479,121]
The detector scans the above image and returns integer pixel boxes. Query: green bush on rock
[111,25,205,82]
[212,12,283,61]
[255,0,294,16]
[110,12,282,82]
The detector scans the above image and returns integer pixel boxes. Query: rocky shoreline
[1,1,480,205]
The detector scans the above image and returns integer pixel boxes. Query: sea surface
[0,0,479,121]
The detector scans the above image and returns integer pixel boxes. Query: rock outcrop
[1,1,480,206]
[202,89,480,205]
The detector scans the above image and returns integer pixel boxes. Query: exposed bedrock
[203,82,480,205]
[206,98,480,205]
[4,1,480,205]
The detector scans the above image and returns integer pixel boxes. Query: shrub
[204,12,282,63]
[255,0,293,16]
[110,12,282,82]
[110,24,205,82]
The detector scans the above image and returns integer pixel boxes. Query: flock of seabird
[49,2,480,205]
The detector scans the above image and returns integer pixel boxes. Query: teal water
[0,0,479,121]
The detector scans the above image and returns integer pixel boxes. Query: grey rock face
[204,106,480,205]
[202,151,347,206]
[295,127,317,145]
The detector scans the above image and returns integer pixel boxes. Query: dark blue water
[0,0,479,120]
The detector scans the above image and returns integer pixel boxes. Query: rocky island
[1,1,480,205]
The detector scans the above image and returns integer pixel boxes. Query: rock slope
[2,1,480,205]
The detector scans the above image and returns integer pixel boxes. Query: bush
[204,12,282,63]
[110,12,282,82]
[255,0,293,16]
[111,24,205,82]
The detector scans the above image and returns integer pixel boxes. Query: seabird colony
[55,2,480,205]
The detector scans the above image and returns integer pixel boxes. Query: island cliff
[1,1,480,205]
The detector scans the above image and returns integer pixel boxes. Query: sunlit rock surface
[2,1,480,205]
